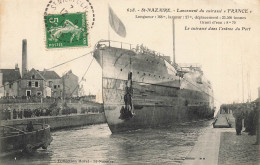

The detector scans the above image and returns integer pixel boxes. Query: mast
[247,71,251,102]
[172,18,175,64]
[108,4,110,40]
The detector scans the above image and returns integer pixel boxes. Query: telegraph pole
[241,54,244,103]
[172,18,176,64]
[247,71,251,102]
[256,99,260,144]
[62,75,65,100]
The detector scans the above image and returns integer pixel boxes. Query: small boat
[0,123,53,156]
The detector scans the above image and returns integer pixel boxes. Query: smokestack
[0,72,3,86]
[258,87,260,98]
[22,39,27,77]
[0,72,3,97]
[15,63,19,71]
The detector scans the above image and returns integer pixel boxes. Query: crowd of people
[80,107,101,114]
[231,103,258,136]
[0,107,68,120]
[0,95,97,104]
[0,105,102,120]
[0,96,56,104]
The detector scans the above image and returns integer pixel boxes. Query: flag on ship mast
[109,6,126,37]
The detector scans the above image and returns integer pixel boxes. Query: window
[35,81,39,87]
[9,83,12,88]
[54,85,57,89]
[37,91,42,96]
[58,85,60,88]
[49,81,53,87]
[26,90,31,96]
[28,81,32,87]
[32,75,35,79]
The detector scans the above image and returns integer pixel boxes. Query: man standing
[26,121,34,132]
[235,115,243,135]
[243,110,249,132]
[248,106,257,136]
[234,106,243,135]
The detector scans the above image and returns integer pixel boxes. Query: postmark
[45,13,88,48]
[44,0,95,49]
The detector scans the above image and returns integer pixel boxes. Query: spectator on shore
[3,109,6,120]
[234,107,243,135]
[6,108,11,120]
[243,110,249,132]
[26,121,34,132]
[13,109,17,119]
[235,115,243,135]
[248,106,257,136]
[18,110,23,119]
[0,109,5,120]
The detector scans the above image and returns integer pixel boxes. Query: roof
[0,69,21,83]
[22,69,61,80]
[39,71,61,79]
[22,68,45,80]
[62,70,78,79]
[252,98,260,103]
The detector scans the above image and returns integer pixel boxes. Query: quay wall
[0,102,103,111]
[0,113,106,130]
[0,103,50,109]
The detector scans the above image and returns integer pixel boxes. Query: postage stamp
[44,0,95,29]
[44,12,88,49]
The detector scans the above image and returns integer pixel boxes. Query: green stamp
[44,12,88,49]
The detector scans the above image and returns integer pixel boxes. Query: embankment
[0,113,106,130]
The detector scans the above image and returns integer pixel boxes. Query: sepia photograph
[0,0,259,164]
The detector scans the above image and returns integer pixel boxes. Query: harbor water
[1,120,213,165]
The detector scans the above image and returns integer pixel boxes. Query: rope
[46,52,93,71]
[69,56,95,97]
[0,51,93,89]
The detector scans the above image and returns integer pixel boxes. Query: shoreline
[183,113,259,165]
[0,113,106,131]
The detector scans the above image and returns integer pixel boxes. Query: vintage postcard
[0,0,259,164]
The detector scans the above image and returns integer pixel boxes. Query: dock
[213,114,232,128]
[183,113,260,165]
[0,113,106,130]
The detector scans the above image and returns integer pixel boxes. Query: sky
[0,0,260,106]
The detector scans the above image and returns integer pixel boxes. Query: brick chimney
[15,63,19,71]
[0,71,3,86]
[0,72,3,97]
[22,39,27,77]
[258,87,260,98]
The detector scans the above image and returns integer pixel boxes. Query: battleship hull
[94,41,214,133]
